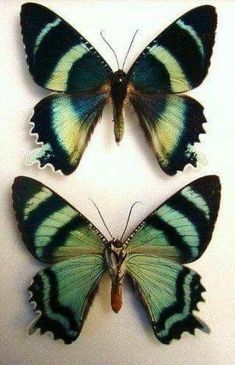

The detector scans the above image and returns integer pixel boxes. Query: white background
[0,1,234,364]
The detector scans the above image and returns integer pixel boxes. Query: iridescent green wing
[12,176,107,343]
[126,176,221,263]
[125,176,221,344]
[28,254,105,344]
[12,176,107,263]
[126,254,209,344]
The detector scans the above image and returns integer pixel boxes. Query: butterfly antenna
[100,30,120,69]
[120,201,142,241]
[122,29,139,70]
[89,199,114,240]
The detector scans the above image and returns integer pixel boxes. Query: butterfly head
[111,70,128,93]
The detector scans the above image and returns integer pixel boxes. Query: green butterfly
[12,175,220,344]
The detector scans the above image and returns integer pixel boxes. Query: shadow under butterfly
[21,3,217,175]
[12,175,221,344]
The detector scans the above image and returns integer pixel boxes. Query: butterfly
[21,3,217,176]
[12,175,220,344]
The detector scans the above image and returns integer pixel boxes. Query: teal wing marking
[29,254,106,344]
[27,93,107,175]
[130,94,206,175]
[21,3,112,92]
[12,176,107,263]
[128,6,217,93]
[126,176,221,263]
[126,254,209,344]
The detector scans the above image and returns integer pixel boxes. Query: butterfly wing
[128,5,217,94]
[12,176,107,263]
[127,6,217,175]
[27,93,108,175]
[129,94,206,175]
[125,175,221,343]
[21,3,112,93]
[28,254,105,344]
[126,254,209,344]
[125,176,221,264]
[13,176,107,343]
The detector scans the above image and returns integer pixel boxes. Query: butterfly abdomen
[111,282,123,313]
[111,70,129,143]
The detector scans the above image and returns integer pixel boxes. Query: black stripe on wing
[146,215,192,262]
[148,175,220,262]
[28,255,105,344]
[152,266,208,344]
[29,268,80,344]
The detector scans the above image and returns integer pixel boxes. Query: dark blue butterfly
[21,3,217,175]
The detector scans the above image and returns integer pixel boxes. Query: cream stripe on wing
[149,45,191,92]
[51,97,90,165]
[150,97,186,164]
[177,20,204,57]
[34,18,61,55]
[46,44,89,90]
[24,188,53,218]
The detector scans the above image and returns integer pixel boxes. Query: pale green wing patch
[29,254,106,343]
[126,254,209,344]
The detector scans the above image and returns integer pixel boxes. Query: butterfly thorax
[105,239,127,313]
[110,70,129,143]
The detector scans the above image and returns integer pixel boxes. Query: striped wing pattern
[126,254,209,344]
[128,6,217,94]
[129,94,206,175]
[21,3,112,92]
[29,254,106,344]
[126,176,221,263]
[28,93,107,175]
[125,176,221,343]
[128,6,216,174]
[12,176,106,263]
[13,177,108,343]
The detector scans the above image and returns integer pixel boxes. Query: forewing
[27,93,107,175]
[29,254,106,344]
[126,176,221,263]
[126,254,209,344]
[129,93,206,175]
[12,176,106,263]
[128,6,217,93]
[21,3,112,92]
